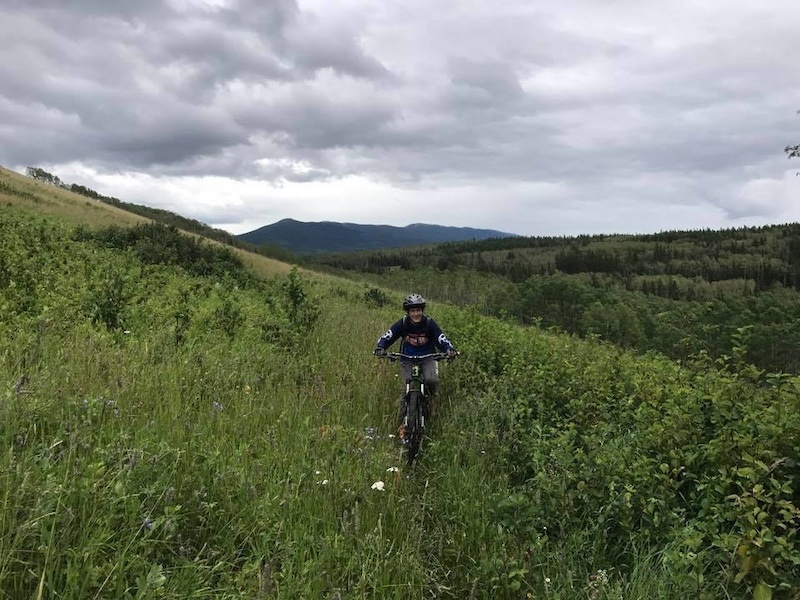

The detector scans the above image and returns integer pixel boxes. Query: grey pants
[400,358,439,393]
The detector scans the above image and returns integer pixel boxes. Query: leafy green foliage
[281,266,320,333]
[86,271,130,330]
[74,222,251,283]
[436,310,800,597]
[363,286,390,308]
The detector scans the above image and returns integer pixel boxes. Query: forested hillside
[237,218,516,254]
[308,224,800,375]
[2,190,800,598]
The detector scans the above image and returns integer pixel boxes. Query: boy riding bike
[373,293,458,440]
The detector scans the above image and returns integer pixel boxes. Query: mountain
[237,218,516,254]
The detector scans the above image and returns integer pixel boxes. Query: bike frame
[382,352,452,464]
[387,351,448,393]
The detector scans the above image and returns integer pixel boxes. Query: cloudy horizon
[1,0,798,237]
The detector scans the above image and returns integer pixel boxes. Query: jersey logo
[405,333,429,347]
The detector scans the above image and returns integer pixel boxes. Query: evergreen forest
[307,224,800,376]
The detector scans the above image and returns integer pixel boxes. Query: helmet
[402,293,426,311]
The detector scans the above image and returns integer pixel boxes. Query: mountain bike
[380,352,455,465]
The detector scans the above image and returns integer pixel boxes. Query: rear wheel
[405,391,424,465]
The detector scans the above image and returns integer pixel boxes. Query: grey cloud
[0,0,798,235]
[448,58,524,101]
[221,0,300,40]
[0,0,398,178]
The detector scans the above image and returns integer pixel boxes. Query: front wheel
[404,391,425,465]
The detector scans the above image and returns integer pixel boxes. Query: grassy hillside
[2,190,799,598]
[1,166,293,279]
[1,166,149,228]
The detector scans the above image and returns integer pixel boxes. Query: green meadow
[1,180,799,598]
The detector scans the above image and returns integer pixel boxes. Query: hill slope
[0,166,293,277]
[2,174,799,598]
[237,218,516,254]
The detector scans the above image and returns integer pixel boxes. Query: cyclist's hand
[446,349,459,359]
[373,347,387,357]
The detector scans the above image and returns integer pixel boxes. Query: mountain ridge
[237,218,517,254]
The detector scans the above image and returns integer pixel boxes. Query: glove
[373,347,387,357]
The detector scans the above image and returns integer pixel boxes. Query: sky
[1,0,798,237]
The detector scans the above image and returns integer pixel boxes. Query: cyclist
[373,293,458,406]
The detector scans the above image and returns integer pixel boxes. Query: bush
[364,287,389,308]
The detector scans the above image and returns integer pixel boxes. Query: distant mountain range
[237,219,517,254]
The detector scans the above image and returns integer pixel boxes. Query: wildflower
[243,385,251,394]
[545,577,551,585]
[318,480,329,485]
[371,481,385,492]
[142,516,153,530]
[386,467,399,473]
[123,330,131,334]
[365,426,378,440]
[212,401,224,411]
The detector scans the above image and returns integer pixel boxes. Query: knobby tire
[405,391,424,465]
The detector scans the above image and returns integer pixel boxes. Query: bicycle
[379,351,456,465]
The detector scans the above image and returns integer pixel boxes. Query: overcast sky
[1,0,798,237]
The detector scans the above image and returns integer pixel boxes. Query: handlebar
[379,351,459,362]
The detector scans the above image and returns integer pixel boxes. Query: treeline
[309,223,800,291]
[490,272,800,373]
[309,223,800,375]
[24,166,297,264]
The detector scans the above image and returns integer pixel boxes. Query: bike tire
[405,391,424,465]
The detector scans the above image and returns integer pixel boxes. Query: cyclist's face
[407,307,423,323]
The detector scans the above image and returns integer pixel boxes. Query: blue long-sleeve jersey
[375,315,455,356]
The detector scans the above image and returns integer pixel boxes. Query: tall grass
[1,208,796,598]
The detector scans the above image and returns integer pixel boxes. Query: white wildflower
[371,481,385,491]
